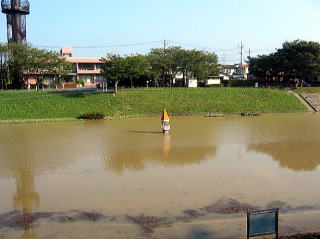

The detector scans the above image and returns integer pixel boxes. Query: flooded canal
[0,113,320,238]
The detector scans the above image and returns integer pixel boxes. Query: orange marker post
[161,109,171,134]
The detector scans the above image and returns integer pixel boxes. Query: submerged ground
[0,114,319,238]
[0,88,306,120]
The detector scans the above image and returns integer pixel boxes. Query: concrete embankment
[290,92,318,112]
[298,93,320,112]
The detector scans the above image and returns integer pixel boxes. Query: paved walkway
[299,93,320,112]
[289,92,318,112]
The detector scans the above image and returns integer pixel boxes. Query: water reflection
[162,135,171,156]
[104,133,216,174]
[248,141,320,171]
[13,168,39,239]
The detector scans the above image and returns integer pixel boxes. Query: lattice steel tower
[1,0,30,44]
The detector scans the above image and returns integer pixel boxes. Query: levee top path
[291,91,320,112]
[300,93,320,112]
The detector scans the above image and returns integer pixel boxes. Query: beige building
[61,47,107,87]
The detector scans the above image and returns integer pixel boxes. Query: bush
[77,112,105,120]
[228,80,257,87]
[75,79,85,86]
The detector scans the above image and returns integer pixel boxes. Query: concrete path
[299,93,320,112]
[289,91,318,112]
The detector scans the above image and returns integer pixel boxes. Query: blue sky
[1,0,319,63]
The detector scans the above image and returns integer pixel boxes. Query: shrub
[228,80,256,87]
[77,112,105,120]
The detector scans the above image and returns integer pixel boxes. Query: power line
[34,39,276,63]
[169,40,238,52]
[35,40,164,49]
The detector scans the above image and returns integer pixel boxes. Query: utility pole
[240,42,244,65]
[162,39,167,88]
[163,39,167,50]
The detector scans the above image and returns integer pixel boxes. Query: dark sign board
[247,209,279,239]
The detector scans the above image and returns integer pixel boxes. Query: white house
[221,64,249,80]
[205,76,221,86]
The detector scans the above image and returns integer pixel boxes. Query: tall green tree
[101,46,219,89]
[249,40,320,87]
[0,43,71,89]
[25,48,72,89]
[101,54,127,93]
[125,54,150,88]
[188,50,219,82]
[148,47,219,87]
[148,48,169,87]
[0,43,7,90]
[7,43,32,88]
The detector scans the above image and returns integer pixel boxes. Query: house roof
[66,57,103,64]
[219,73,230,77]
[221,65,234,69]
[61,47,73,55]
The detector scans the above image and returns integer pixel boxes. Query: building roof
[221,65,234,69]
[66,57,103,64]
[61,47,73,55]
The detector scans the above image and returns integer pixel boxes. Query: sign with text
[247,209,279,239]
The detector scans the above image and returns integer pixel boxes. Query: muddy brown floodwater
[0,113,320,239]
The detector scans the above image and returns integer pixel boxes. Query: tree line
[1,43,219,90]
[248,40,320,87]
[101,46,219,92]
[0,43,71,90]
[2,40,320,90]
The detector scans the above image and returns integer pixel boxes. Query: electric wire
[36,40,164,49]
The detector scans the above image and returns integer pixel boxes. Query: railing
[1,0,30,14]
[301,80,312,87]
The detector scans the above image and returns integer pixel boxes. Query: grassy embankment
[0,88,307,121]
[294,87,320,94]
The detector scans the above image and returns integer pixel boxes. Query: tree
[249,40,320,87]
[163,46,183,87]
[148,48,169,87]
[125,54,150,88]
[188,50,219,82]
[101,46,219,90]
[0,43,71,89]
[0,43,7,90]
[7,43,32,89]
[101,54,127,93]
[148,47,219,87]
[25,48,72,89]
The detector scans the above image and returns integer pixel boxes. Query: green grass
[0,88,307,120]
[294,87,320,94]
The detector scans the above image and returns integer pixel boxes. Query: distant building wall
[25,47,107,86]
[187,79,198,88]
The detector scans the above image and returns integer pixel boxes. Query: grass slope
[0,88,306,120]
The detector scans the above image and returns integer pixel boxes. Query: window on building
[79,75,95,83]
[78,63,95,71]
[72,64,77,72]
[96,75,106,82]
[95,63,103,70]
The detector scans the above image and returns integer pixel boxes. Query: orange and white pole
[161,109,171,134]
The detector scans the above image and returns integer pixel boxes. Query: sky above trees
[0,0,319,63]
